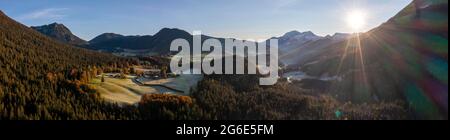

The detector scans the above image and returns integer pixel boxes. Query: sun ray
[336,37,353,75]
[355,33,373,101]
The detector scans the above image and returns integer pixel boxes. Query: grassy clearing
[90,76,159,104]
[90,72,203,104]
[139,74,203,95]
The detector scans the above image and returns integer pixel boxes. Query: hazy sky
[0,0,412,40]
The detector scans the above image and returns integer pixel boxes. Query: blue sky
[0,0,412,40]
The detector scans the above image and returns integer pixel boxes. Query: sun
[346,10,367,32]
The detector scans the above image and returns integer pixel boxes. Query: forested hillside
[0,10,137,119]
[281,0,447,119]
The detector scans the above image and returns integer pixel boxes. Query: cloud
[18,8,69,21]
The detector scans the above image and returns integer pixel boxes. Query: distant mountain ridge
[31,23,87,46]
[271,31,321,45]
[325,33,352,40]
[83,28,193,55]
[269,30,351,55]
[89,33,124,44]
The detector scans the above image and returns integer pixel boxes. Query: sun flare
[346,10,367,32]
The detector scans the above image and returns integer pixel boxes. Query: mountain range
[31,22,351,57]
[31,24,233,56]
[85,28,193,55]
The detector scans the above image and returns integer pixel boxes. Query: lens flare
[346,10,367,32]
